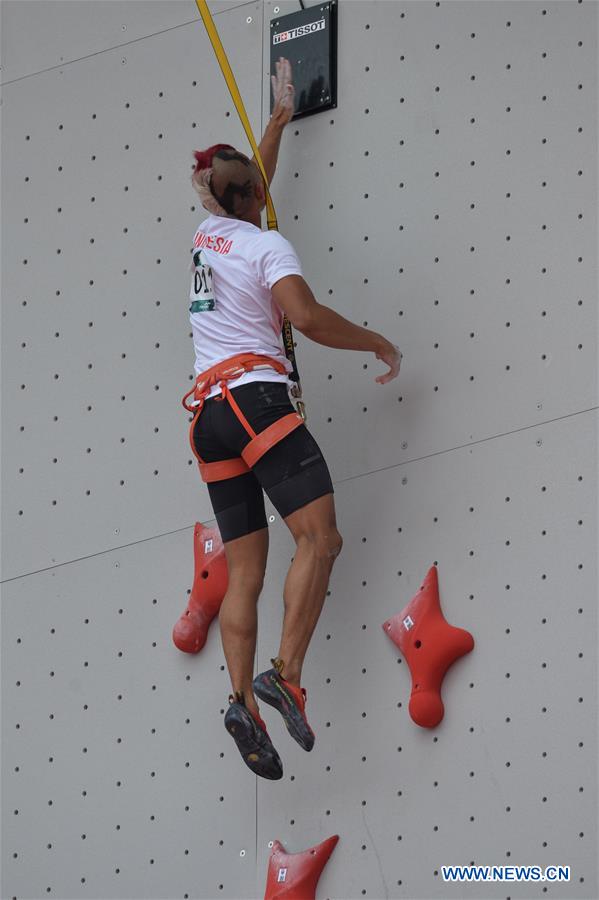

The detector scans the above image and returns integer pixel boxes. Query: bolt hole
[415,640,422,648]
[201,570,209,579]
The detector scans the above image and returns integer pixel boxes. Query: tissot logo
[273,18,325,44]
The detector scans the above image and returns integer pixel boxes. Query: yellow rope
[195,0,278,232]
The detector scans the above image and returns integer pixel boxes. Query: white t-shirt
[188,213,303,400]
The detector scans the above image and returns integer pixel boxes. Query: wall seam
[0,0,258,87]
[2,406,596,584]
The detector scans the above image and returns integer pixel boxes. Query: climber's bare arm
[251,57,295,186]
[271,275,402,384]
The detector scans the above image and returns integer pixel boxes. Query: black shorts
[191,380,334,543]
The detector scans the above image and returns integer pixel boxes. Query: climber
[186,57,402,779]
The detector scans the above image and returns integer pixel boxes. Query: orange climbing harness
[182,352,304,483]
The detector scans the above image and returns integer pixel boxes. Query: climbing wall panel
[256,410,597,899]
[2,0,597,898]
[1,2,264,580]
[263,0,597,485]
[1,528,259,899]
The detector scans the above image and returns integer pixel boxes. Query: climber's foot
[253,658,315,751]
[224,690,283,780]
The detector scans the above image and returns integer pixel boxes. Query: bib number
[189,249,216,312]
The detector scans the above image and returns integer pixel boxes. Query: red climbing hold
[172,522,228,653]
[264,835,339,900]
[382,565,474,728]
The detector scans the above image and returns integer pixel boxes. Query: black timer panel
[269,1,338,120]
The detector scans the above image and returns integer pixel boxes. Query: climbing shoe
[224,690,283,780]
[252,658,315,752]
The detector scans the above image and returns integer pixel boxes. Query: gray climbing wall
[1,1,597,898]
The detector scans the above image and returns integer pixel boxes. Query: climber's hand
[375,340,402,384]
[271,57,295,125]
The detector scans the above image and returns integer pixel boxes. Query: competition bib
[189,249,216,312]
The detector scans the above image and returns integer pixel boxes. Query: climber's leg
[218,381,340,686]
[277,492,343,687]
[219,526,269,719]
[252,492,341,751]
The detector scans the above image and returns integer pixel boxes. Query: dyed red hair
[192,143,235,173]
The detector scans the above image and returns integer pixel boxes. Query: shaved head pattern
[211,147,261,216]
[191,144,262,219]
